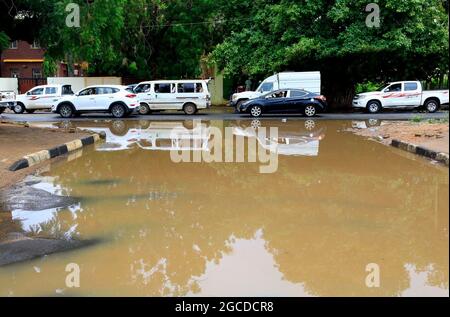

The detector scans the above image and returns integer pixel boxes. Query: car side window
[291,90,308,98]
[155,84,172,93]
[45,87,57,95]
[385,83,402,92]
[177,83,195,93]
[29,88,44,95]
[259,83,273,93]
[96,87,117,95]
[135,84,151,93]
[62,86,74,95]
[79,88,96,96]
[404,83,418,91]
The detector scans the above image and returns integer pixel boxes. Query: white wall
[0,78,18,93]
[47,77,122,93]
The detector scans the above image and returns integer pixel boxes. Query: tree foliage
[1,0,448,108]
[210,0,449,107]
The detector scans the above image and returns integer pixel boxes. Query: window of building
[30,40,41,49]
[32,69,43,78]
[10,41,18,49]
[10,69,20,78]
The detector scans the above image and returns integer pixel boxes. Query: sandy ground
[350,121,449,154]
[0,122,89,190]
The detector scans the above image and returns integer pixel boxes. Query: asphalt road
[1,109,448,122]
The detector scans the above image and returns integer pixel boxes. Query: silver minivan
[135,80,211,115]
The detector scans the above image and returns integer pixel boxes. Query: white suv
[52,85,139,118]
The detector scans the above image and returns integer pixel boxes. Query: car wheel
[303,105,317,117]
[13,103,25,114]
[366,101,381,114]
[425,99,439,113]
[139,103,151,115]
[250,105,262,117]
[251,119,262,129]
[111,120,127,136]
[305,119,316,130]
[59,104,74,118]
[111,103,126,118]
[183,103,197,115]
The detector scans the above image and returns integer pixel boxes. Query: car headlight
[232,94,237,101]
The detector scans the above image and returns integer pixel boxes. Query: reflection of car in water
[54,120,211,152]
[136,122,211,151]
[232,119,326,157]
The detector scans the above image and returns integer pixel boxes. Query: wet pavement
[0,109,448,122]
[0,119,448,296]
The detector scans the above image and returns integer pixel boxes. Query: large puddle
[0,119,448,296]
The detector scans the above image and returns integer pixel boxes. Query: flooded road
[0,119,448,296]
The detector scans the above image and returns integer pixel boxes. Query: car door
[381,83,403,107]
[287,90,309,112]
[268,90,290,112]
[402,82,421,107]
[154,83,178,109]
[75,87,97,111]
[37,86,59,109]
[135,83,152,105]
[95,87,117,110]
[26,87,45,109]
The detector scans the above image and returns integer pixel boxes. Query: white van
[230,72,321,108]
[135,80,211,115]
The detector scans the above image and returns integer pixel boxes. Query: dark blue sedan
[238,89,327,117]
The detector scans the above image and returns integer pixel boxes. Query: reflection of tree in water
[33,122,449,296]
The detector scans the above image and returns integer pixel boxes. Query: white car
[134,80,211,115]
[52,85,139,118]
[14,84,74,114]
[353,81,449,113]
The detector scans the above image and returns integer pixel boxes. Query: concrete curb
[391,139,449,167]
[9,133,105,172]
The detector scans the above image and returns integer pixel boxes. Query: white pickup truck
[0,91,16,114]
[13,84,74,114]
[353,81,449,113]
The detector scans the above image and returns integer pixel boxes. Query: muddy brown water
[0,119,448,297]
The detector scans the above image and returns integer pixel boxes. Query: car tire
[59,104,74,118]
[0,108,5,114]
[303,105,317,117]
[139,103,151,115]
[250,105,262,117]
[13,103,25,114]
[424,99,439,113]
[111,103,126,118]
[366,100,381,114]
[183,103,197,115]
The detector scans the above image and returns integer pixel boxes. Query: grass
[409,113,449,124]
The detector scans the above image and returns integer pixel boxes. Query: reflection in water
[0,119,448,297]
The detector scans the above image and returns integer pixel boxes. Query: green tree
[210,0,449,109]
